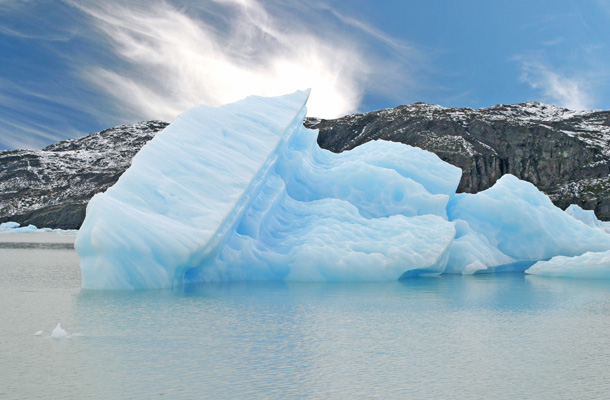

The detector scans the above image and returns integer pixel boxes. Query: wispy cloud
[0,1,79,42]
[0,77,114,149]
[516,56,594,110]
[67,0,414,120]
[0,25,76,41]
[1,0,418,149]
[304,0,413,56]
[540,37,564,47]
[0,117,80,150]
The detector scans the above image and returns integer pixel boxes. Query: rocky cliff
[2,101,610,228]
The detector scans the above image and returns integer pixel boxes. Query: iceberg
[526,251,610,279]
[76,90,610,289]
[77,90,461,289]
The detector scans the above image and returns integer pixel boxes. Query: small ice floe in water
[50,323,68,339]
[33,330,43,336]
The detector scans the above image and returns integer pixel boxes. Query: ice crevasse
[75,90,610,289]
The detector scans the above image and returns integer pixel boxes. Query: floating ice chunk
[0,222,39,233]
[447,175,610,261]
[76,90,462,289]
[51,323,68,339]
[526,251,610,279]
[0,221,73,235]
[0,221,20,231]
[34,330,43,336]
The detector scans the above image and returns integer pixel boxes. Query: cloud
[0,25,76,41]
[0,1,79,41]
[0,0,417,149]
[516,57,594,110]
[67,0,413,120]
[304,0,412,57]
[0,77,119,149]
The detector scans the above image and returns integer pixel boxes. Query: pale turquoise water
[2,236,610,399]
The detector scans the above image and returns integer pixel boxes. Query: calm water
[2,234,610,399]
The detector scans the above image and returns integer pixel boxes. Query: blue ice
[75,91,610,289]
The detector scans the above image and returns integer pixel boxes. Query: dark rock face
[0,121,168,229]
[307,102,610,220]
[2,101,610,229]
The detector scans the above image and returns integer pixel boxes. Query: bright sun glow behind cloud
[70,0,386,121]
[3,0,610,150]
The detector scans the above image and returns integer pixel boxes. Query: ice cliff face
[75,91,610,289]
[307,102,610,220]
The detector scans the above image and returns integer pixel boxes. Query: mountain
[0,121,168,229]
[2,101,610,228]
[306,102,610,220]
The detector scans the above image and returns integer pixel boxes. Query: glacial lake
[2,233,610,399]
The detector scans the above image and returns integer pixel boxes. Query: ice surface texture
[76,91,610,289]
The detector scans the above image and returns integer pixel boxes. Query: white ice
[526,251,610,278]
[76,90,610,289]
[0,221,77,235]
[50,323,68,339]
[0,222,41,233]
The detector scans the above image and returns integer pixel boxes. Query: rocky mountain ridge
[0,121,168,228]
[2,101,610,228]
[307,101,610,219]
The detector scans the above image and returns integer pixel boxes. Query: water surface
[2,234,610,399]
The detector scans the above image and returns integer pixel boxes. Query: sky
[1,0,610,150]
